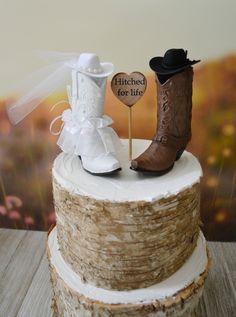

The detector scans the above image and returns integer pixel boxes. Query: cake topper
[131,49,200,175]
[6,52,122,175]
[111,72,147,160]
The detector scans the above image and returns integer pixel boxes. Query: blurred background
[0,0,235,241]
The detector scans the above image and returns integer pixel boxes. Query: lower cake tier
[52,139,203,290]
[47,226,210,317]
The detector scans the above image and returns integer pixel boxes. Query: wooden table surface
[0,228,235,317]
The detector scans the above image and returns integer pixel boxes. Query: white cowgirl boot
[57,53,122,175]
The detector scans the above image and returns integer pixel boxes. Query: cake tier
[52,139,202,290]
[47,226,210,317]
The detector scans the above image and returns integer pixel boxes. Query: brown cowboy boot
[131,67,193,175]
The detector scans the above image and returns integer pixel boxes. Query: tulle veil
[6,51,82,125]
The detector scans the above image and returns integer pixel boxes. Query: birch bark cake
[47,139,210,316]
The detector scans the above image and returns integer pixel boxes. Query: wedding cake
[6,50,210,317]
[47,139,210,317]
[45,50,210,317]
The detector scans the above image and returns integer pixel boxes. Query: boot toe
[130,156,150,171]
[81,154,121,175]
[130,159,138,170]
[130,143,176,173]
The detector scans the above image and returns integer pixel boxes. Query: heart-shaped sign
[111,72,147,107]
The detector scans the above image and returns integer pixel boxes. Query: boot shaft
[155,67,193,142]
[72,72,107,118]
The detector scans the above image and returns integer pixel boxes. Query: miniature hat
[72,53,114,78]
[149,49,200,75]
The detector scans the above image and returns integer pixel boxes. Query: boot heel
[175,148,185,161]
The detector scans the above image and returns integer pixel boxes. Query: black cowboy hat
[149,48,200,75]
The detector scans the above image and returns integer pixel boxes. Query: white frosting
[53,139,202,202]
[48,227,208,305]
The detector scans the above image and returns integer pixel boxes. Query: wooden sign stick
[111,72,147,161]
[128,106,132,160]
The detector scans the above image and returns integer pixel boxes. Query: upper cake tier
[52,139,202,290]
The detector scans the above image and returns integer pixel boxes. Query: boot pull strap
[155,133,191,150]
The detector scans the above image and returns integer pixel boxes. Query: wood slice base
[47,226,211,317]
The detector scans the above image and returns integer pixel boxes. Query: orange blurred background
[0,54,236,241]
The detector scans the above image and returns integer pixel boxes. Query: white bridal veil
[7,51,82,125]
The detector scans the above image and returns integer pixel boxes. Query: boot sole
[83,167,122,176]
[130,163,174,176]
[78,156,122,176]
